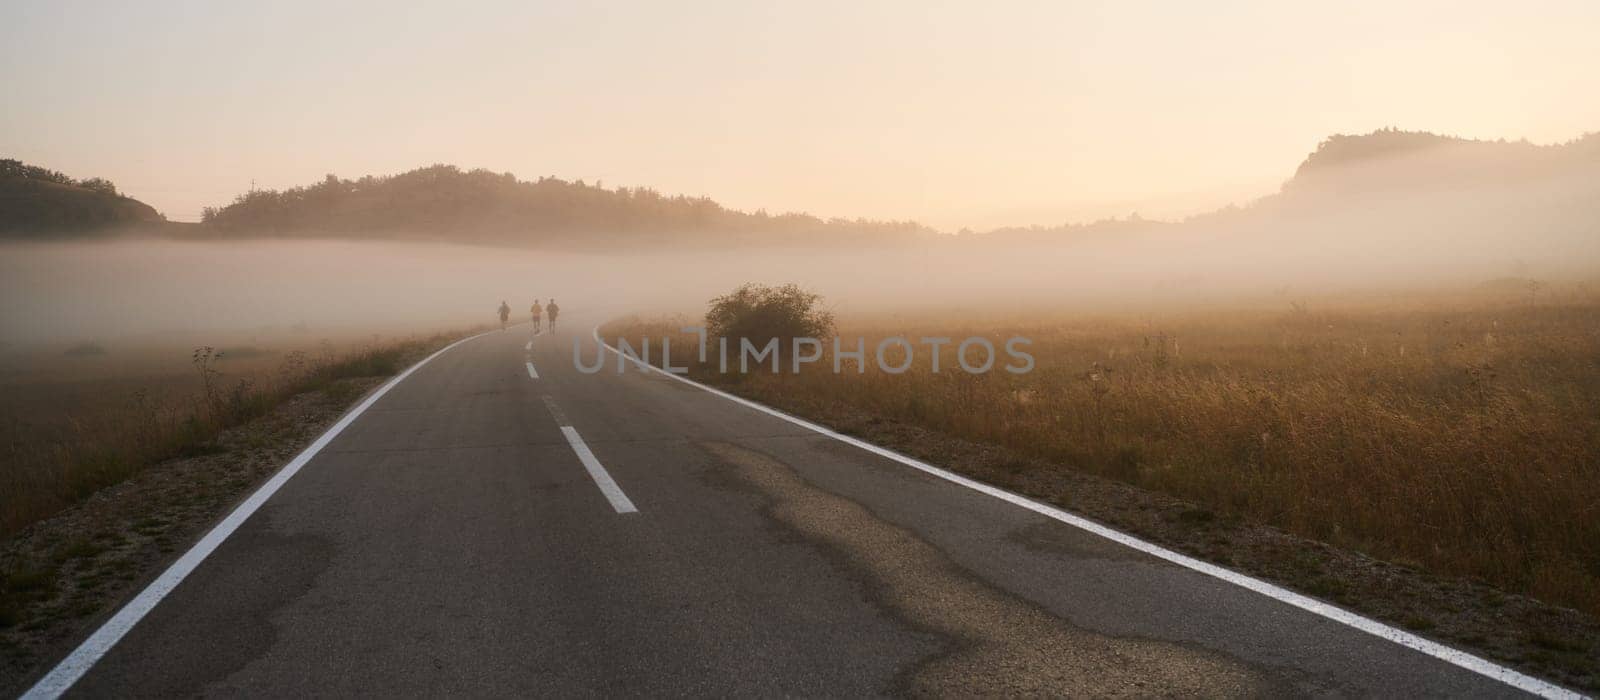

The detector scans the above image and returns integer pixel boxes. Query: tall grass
[0,333,458,538]
[614,295,1600,615]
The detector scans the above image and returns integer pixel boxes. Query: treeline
[1,159,163,237]
[0,159,121,197]
[200,165,933,248]
[975,213,1170,244]
[1283,128,1600,197]
[10,127,1598,246]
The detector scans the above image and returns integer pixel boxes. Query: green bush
[706,283,834,351]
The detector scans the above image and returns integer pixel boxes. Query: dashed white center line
[540,393,637,514]
[525,340,532,350]
[541,395,569,424]
[525,361,540,379]
[561,426,638,514]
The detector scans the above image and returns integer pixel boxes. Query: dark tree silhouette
[199,164,933,249]
[0,159,162,237]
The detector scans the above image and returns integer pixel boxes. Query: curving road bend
[25,315,1573,698]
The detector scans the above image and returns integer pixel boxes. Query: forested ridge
[0,159,164,237]
[199,166,932,248]
[7,128,1597,246]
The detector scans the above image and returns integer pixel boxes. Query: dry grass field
[612,283,1600,617]
[0,329,469,539]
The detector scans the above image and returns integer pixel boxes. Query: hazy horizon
[5,1,1599,230]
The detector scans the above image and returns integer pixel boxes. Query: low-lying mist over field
[11,2,1600,692]
[5,129,1597,349]
[1,216,1594,351]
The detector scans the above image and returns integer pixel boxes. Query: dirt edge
[0,338,455,695]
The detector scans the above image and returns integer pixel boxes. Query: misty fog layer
[7,129,1597,348]
[3,168,1596,348]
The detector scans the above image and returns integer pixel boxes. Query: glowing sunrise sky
[3,1,1598,230]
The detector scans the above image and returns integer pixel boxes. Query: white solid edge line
[592,326,1582,700]
[526,361,540,379]
[20,329,498,700]
[560,426,639,514]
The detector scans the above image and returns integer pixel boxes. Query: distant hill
[1144,128,1600,277]
[10,128,1597,250]
[0,159,164,237]
[970,213,1170,245]
[965,129,1600,249]
[198,165,932,249]
[1277,128,1600,201]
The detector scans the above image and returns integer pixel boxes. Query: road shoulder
[0,373,398,695]
[719,382,1600,693]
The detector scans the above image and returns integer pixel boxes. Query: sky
[3,1,1598,230]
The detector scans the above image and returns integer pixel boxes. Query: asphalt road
[36,317,1562,697]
